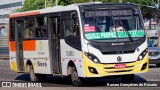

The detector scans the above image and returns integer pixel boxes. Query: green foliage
[15,0,45,12]
[122,0,155,18]
[46,0,54,7]
[57,0,70,5]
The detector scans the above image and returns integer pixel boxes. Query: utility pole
[55,0,58,6]
[118,0,123,3]
[45,0,47,8]
[153,0,160,47]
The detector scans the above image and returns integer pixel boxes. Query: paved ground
[0,60,160,90]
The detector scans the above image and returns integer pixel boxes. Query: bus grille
[102,50,135,55]
[104,65,134,73]
[107,70,133,73]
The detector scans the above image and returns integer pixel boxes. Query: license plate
[115,64,126,69]
[149,56,157,59]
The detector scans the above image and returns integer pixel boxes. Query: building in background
[0,0,24,36]
[145,19,158,46]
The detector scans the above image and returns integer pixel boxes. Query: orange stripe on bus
[9,41,16,51]
[23,40,36,51]
[9,11,40,18]
[9,40,36,52]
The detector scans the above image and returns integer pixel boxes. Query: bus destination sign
[85,10,132,17]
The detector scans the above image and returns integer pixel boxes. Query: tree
[57,0,71,5]
[123,0,155,18]
[14,0,45,12]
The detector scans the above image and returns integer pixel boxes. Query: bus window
[35,16,47,27]
[35,16,47,38]
[35,27,47,37]
[23,28,34,38]
[63,12,81,50]
[64,18,80,38]
[24,17,34,39]
[72,15,80,36]
[24,17,34,27]
[64,18,73,36]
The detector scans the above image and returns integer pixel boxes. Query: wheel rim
[72,70,79,82]
[30,69,34,79]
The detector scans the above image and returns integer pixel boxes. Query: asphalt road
[0,60,160,90]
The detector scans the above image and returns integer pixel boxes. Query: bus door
[49,16,61,74]
[15,20,24,72]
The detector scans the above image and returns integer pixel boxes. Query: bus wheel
[27,65,38,82]
[27,65,46,82]
[121,74,134,82]
[36,74,46,82]
[156,64,160,67]
[71,66,82,87]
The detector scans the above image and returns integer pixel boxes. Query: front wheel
[121,74,134,83]
[71,66,82,87]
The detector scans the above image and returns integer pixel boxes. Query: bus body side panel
[32,40,51,74]
[9,41,18,72]
[10,40,52,74]
[10,53,17,72]
[60,40,85,77]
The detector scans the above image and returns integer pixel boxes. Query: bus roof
[71,2,137,6]
[9,10,41,18]
[9,3,138,18]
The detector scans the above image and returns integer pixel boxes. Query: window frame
[62,11,81,51]
[22,14,48,40]
[9,19,15,41]
[34,15,48,39]
[23,16,35,40]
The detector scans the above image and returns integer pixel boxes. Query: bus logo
[117,56,122,62]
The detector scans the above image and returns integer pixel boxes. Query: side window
[24,17,34,39]
[72,15,80,36]
[63,18,74,37]
[35,16,47,38]
[10,19,15,40]
[64,15,80,38]
[63,12,81,50]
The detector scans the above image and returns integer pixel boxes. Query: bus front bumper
[83,54,149,77]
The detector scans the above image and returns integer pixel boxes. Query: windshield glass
[148,37,158,47]
[82,8,145,41]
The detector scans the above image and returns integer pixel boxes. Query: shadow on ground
[149,64,160,68]
[15,74,147,87]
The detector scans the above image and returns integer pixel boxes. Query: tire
[26,65,46,82]
[36,74,46,82]
[156,64,160,67]
[121,74,134,83]
[71,66,82,87]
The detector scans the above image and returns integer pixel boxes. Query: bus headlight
[137,48,148,61]
[84,52,101,63]
[138,55,143,60]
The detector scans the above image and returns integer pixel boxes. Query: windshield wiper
[120,22,134,42]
